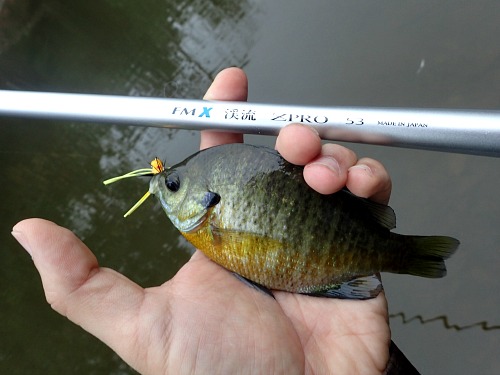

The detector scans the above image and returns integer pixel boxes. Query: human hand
[201,67,393,373]
[12,67,392,374]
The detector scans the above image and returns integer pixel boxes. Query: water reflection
[166,0,259,98]
[0,0,45,56]
[2,1,499,374]
[0,0,260,374]
[242,3,500,374]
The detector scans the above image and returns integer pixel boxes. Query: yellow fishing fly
[103,157,164,217]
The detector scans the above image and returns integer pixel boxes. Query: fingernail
[349,164,374,177]
[11,230,32,256]
[309,156,341,176]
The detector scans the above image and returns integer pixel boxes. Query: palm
[13,68,394,375]
[132,251,389,374]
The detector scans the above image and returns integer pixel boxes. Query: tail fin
[400,235,460,278]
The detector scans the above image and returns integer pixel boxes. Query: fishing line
[389,311,500,332]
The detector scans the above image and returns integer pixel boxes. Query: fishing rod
[0,89,499,157]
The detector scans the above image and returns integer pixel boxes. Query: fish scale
[145,143,459,299]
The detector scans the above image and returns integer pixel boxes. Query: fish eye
[165,173,180,192]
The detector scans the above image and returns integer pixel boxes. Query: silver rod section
[0,90,499,157]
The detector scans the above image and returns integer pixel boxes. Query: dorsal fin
[342,188,396,230]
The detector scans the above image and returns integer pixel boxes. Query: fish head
[149,169,220,233]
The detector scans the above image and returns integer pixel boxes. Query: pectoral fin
[306,274,383,300]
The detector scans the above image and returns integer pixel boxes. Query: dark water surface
[1,1,499,374]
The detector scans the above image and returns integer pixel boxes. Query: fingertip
[13,217,60,233]
[275,123,321,165]
[303,161,345,194]
[306,143,359,192]
[203,67,248,101]
[348,164,374,182]
[12,218,48,255]
[200,67,248,149]
[12,218,99,309]
[347,158,392,204]
[12,218,74,258]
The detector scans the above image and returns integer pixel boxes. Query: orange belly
[180,220,344,292]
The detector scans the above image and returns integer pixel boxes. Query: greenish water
[1,1,499,374]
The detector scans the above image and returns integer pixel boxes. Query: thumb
[12,218,100,311]
[12,219,146,360]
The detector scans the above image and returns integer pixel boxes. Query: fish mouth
[156,193,209,233]
[159,195,210,233]
[165,205,209,233]
[181,211,209,233]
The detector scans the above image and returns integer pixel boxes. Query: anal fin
[305,274,383,300]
